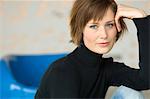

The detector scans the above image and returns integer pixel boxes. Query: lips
[97,42,110,47]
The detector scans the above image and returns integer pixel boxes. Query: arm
[133,15,150,88]
[108,5,150,90]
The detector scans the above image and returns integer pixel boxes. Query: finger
[115,5,124,32]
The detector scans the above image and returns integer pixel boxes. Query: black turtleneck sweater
[35,16,150,98]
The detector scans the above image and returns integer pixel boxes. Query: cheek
[108,28,117,39]
[113,30,117,38]
[83,29,97,42]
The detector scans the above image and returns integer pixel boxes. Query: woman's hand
[115,4,147,32]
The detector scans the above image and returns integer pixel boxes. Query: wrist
[138,9,147,18]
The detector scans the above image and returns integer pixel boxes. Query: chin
[99,51,109,54]
[96,48,112,54]
[94,50,108,54]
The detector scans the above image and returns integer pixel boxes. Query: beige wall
[0,0,75,56]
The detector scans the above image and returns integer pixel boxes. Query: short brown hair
[69,0,127,46]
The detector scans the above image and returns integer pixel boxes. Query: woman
[35,0,150,98]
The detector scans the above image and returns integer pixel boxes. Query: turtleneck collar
[73,42,103,68]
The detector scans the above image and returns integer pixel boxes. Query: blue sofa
[0,53,67,99]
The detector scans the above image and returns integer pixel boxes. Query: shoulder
[103,57,126,69]
[103,57,136,73]
[37,55,81,97]
[50,54,78,72]
[43,55,80,82]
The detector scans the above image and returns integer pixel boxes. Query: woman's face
[83,8,117,54]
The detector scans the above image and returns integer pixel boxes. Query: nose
[98,26,107,39]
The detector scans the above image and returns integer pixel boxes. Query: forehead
[88,8,115,24]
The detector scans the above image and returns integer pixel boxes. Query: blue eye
[106,23,114,28]
[89,25,98,29]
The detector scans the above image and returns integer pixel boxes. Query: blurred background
[0,0,150,99]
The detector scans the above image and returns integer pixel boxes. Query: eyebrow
[88,20,115,24]
[105,20,115,24]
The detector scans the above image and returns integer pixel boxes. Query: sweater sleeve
[35,61,80,98]
[107,15,150,90]
[134,15,150,82]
